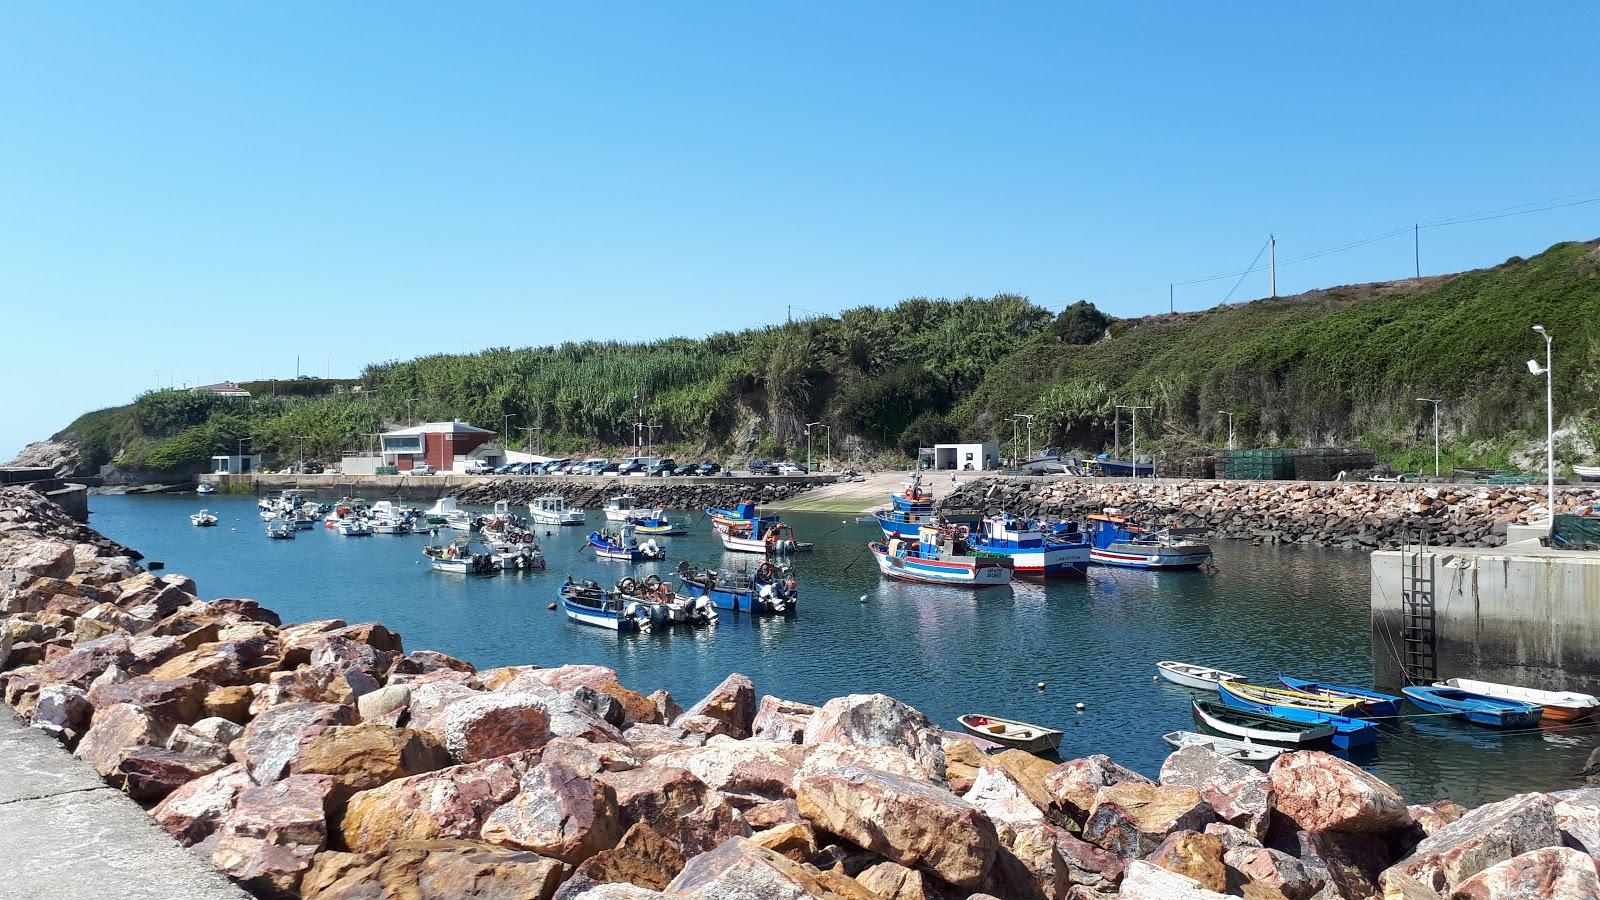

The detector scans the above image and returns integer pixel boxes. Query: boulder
[73,701,167,778]
[204,683,254,723]
[575,822,686,891]
[1146,830,1228,893]
[1269,751,1409,834]
[32,633,132,687]
[563,885,663,899]
[309,635,394,677]
[165,722,232,761]
[0,536,75,579]
[748,822,818,862]
[390,649,477,676]
[1383,792,1564,895]
[943,736,987,795]
[249,664,380,713]
[986,749,1057,812]
[289,723,451,808]
[442,692,554,763]
[480,742,623,864]
[1080,781,1217,859]
[1045,754,1154,821]
[406,677,484,738]
[797,740,932,784]
[1450,846,1600,900]
[801,693,944,785]
[341,751,540,852]
[666,836,864,899]
[1224,846,1324,900]
[117,746,227,800]
[326,621,402,655]
[623,723,706,760]
[149,635,281,686]
[795,765,999,889]
[1552,788,1600,857]
[650,737,806,809]
[356,683,411,726]
[1006,826,1073,900]
[277,619,347,667]
[1119,859,1231,899]
[1298,829,1390,900]
[674,673,757,740]
[577,685,627,727]
[86,674,207,728]
[1409,800,1469,838]
[752,695,818,744]
[598,763,750,857]
[237,701,356,785]
[855,861,942,900]
[150,761,253,845]
[30,682,91,742]
[300,839,569,900]
[648,689,682,725]
[212,773,337,899]
[962,762,1048,842]
[1161,745,1275,838]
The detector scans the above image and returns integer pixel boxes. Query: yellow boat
[1218,680,1361,715]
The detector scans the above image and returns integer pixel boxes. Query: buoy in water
[858,594,868,603]
[1075,702,1086,711]
[547,602,557,610]
[1036,682,1046,691]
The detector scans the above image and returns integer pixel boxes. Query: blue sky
[1,3,1596,459]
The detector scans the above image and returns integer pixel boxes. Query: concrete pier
[0,711,248,899]
[1371,540,1600,692]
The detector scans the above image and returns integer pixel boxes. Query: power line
[1220,236,1271,305]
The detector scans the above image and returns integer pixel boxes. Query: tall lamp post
[646,425,663,456]
[1415,398,1441,478]
[1528,325,1555,524]
[406,398,418,424]
[1216,411,1235,451]
[805,422,829,471]
[1012,414,1034,465]
[1116,405,1154,478]
[804,422,821,472]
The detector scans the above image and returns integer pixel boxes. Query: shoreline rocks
[3,484,1599,899]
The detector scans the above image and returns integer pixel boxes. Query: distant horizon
[3,3,1597,459]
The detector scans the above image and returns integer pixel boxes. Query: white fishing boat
[337,519,374,536]
[530,495,586,527]
[190,509,219,527]
[1437,678,1600,723]
[424,496,475,531]
[423,537,497,575]
[1157,660,1247,691]
[196,482,216,495]
[603,494,639,522]
[1161,730,1282,763]
[1575,464,1600,483]
[265,518,296,539]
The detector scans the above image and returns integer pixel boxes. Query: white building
[211,453,263,475]
[929,442,999,471]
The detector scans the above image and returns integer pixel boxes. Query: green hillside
[24,239,1600,476]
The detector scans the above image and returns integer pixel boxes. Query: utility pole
[805,422,821,473]
[1011,414,1035,463]
[502,414,518,448]
[293,435,311,472]
[1269,234,1277,299]
[1116,405,1155,477]
[1169,283,1174,314]
[406,398,418,424]
[1414,224,1421,278]
[1217,411,1235,451]
[522,426,537,455]
[1113,404,1121,457]
[1415,398,1441,477]
[1529,326,1555,524]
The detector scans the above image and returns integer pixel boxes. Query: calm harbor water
[91,492,1597,806]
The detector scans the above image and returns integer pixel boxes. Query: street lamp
[1012,414,1035,464]
[406,398,419,423]
[1528,325,1555,524]
[1216,411,1235,452]
[804,422,822,472]
[1116,405,1154,478]
[1415,398,1441,478]
[645,425,663,456]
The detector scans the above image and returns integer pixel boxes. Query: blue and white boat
[1218,680,1379,749]
[586,524,667,562]
[559,578,652,632]
[675,561,798,614]
[870,525,1014,588]
[1402,685,1543,729]
[628,508,688,536]
[1278,675,1403,718]
[1087,514,1212,569]
[967,515,1090,578]
[707,501,806,555]
[875,474,939,538]
[1089,453,1154,477]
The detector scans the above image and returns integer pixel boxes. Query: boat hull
[957,718,1062,754]
[870,543,1012,587]
[1192,701,1333,746]
[1090,546,1212,569]
[1402,686,1543,728]
[1438,678,1598,723]
[1278,675,1403,718]
[678,578,796,615]
[1157,662,1245,691]
[974,544,1090,578]
[1217,686,1378,748]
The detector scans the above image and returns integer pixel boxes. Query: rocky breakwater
[454,476,830,512]
[6,486,1600,899]
[944,477,1600,550]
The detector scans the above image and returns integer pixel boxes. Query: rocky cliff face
[5,435,86,477]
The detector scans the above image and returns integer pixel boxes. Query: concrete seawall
[203,472,837,503]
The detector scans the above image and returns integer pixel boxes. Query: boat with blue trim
[558,578,652,632]
[870,524,1014,588]
[874,473,938,538]
[628,507,688,536]
[967,514,1090,578]
[1402,685,1544,729]
[1278,675,1403,718]
[586,524,667,562]
[1217,680,1378,748]
[707,501,809,555]
[675,560,798,614]
[1087,514,1212,569]
[1088,453,1155,477]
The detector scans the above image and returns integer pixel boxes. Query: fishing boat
[614,574,718,627]
[874,473,939,538]
[628,508,687,535]
[1278,675,1403,718]
[1574,464,1600,483]
[957,714,1063,755]
[1403,685,1544,729]
[1192,699,1335,746]
[558,578,652,632]
[424,497,475,531]
[707,501,811,555]
[265,518,296,540]
[196,482,216,495]
[1217,681,1378,748]
[870,524,1014,587]
[529,495,586,527]
[1435,678,1599,724]
[1086,514,1212,569]
[966,515,1091,578]
[337,518,374,536]
[489,543,546,571]
[423,537,498,575]
[1157,661,1247,691]
[675,560,798,614]
[1161,730,1283,763]
[1217,680,1362,716]
[1088,453,1155,477]
[603,494,640,522]
[190,509,219,527]
[586,525,666,562]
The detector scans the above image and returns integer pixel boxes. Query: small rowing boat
[1161,730,1283,763]
[1191,699,1334,746]
[1217,681,1378,748]
[957,714,1063,755]
[1402,685,1544,729]
[1218,680,1362,715]
[1436,678,1598,724]
[1278,675,1403,718]
[1157,661,1246,691]
[190,509,219,527]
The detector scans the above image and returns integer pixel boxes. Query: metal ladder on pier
[1399,530,1437,683]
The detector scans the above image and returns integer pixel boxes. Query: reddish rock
[648,689,682,724]
[250,663,380,713]
[1410,800,1470,838]
[206,597,282,626]
[1146,830,1228,893]
[355,683,411,725]
[118,746,228,801]
[341,751,540,852]
[674,673,757,740]
[650,737,805,809]
[277,620,348,666]
[150,760,254,845]
[795,765,998,889]
[1269,751,1409,834]
[289,723,451,809]
[406,677,484,738]
[1383,792,1564,895]
[622,723,705,760]
[666,836,864,899]
[747,822,817,862]
[30,682,91,742]
[576,822,687,890]
[166,721,236,761]
[962,762,1048,842]
[1450,846,1600,900]
[599,764,751,857]
[32,633,133,687]
[73,701,168,778]
[0,536,76,579]
[309,635,394,676]
[855,860,942,900]
[1119,859,1231,899]
[801,692,944,785]
[1161,745,1275,838]
[1552,788,1600,858]
[392,649,477,676]
[1224,846,1323,900]
[441,692,553,763]
[1042,824,1125,892]
[1298,829,1390,900]
[86,674,207,727]
[204,683,254,723]
[1080,781,1216,859]
[943,735,987,794]
[125,635,190,672]
[752,695,817,744]
[1045,754,1154,822]
[212,773,337,899]
[300,839,569,900]
[326,621,402,654]
[480,743,623,864]
[238,701,356,785]
[1005,826,1072,900]
[149,635,281,686]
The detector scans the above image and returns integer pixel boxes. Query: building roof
[192,381,251,394]
[381,420,495,437]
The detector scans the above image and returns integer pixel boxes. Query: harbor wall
[1370,544,1600,693]
[202,472,835,507]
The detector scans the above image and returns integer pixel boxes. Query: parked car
[674,462,699,476]
[618,460,647,476]
[410,463,436,475]
[746,459,778,476]
[464,461,495,475]
[696,462,721,476]
[597,462,620,475]
[646,458,677,477]
[776,461,808,475]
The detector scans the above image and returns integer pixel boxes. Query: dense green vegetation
[32,239,1600,475]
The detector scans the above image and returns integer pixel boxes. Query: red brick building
[379,421,495,472]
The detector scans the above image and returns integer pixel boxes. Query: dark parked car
[696,462,721,476]
[674,462,700,476]
[646,458,677,477]
[598,462,621,475]
[617,460,647,476]
[746,459,778,476]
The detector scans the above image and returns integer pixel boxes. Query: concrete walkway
[766,470,992,514]
[0,711,248,899]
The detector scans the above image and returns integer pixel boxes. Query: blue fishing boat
[628,507,687,536]
[966,515,1090,578]
[1089,453,1154,477]
[1401,685,1543,729]
[1279,675,1403,718]
[1218,681,1379,748]
[874,473,940,538]
[586,525,667,562]
[870,525,1014,588]
[558,578,652,632]
[1087,514,1213,569]
[675,561,798,614]
[707,501,808,554]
